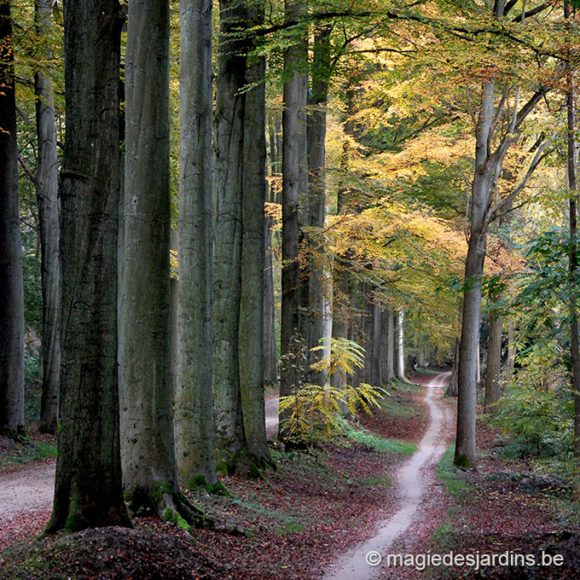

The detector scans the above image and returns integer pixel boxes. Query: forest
[0,0,579,578]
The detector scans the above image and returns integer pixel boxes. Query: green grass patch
[345,424,417,456]
[0,440,57,470]
[360,474,392,488]
[380,397,417,419]
[390,378,422,393]
[436,444,469,496]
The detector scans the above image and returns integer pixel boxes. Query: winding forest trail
[326,372,453,580]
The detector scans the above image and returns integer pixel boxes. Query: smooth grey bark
[119,0,199,522]
[386,307,396,381]
[306,26,331,384]
[47,0,130,532]
[0,0,25,439]
[263,212,278,386]
[279,0,308,436]
[239,34,270,464]
[448,337,460,397]
[484,302,502,413]
[454,3,546,467]
[176,0,216,486]
[35,0,61,435]
[213,0,246,460]
[371,303,382,386]
[394,310,406,380]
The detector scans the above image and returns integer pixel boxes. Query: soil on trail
[0,460,55,526]
[325,372,453,579]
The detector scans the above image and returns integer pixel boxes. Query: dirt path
[0,460,55,526]
[325,372,453,580]
[265,395,279,440]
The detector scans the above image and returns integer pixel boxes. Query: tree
[279,0,309,440]
[119,0,202,525]
[35,0,61,435]
[0,0,25,439]
[454,2,549,468]
[175,0,216,487]
[564,0,580,502]
[47,0,130,532]
[213,0,270,469]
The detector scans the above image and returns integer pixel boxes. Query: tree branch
[17,153,38,188]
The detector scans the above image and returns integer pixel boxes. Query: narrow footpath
[326,372,453,579]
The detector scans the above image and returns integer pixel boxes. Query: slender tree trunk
[371,303,382,386]
[239,5,270,465]
[176,0,216,486]
[279,0,308,438]
[565,0,580,502]
[448,337,460,397]
[0,0,25,439]
[306,26,331,384]
[263,212,278,386]
[484,302,502,413]
[213,0,246,460]
[394,310,406,380]
[35,0,61,435]
[505,322,516,380]
[119,0,198,523]
[386,307,395,381]
[47,0,129,532]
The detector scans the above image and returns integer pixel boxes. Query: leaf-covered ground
[0,382,428,579]
[2,378,576,579]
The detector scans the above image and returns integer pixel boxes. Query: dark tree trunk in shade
[565,0,580,502]
[484,301,502,413]
[239,30,270,464]
[176,0,216,486]
[0,0,25,439]
[47,0,130,532]
[279,0,308,440]
[35,0,61,435]
[263,212,278,386]
[306,26,332,385]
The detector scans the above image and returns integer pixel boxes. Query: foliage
[491,385,574,460]
[279,338,386,446]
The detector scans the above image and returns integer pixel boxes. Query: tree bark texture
[0,0,25,439]
[35,0,61,435]
[47,0,130,532]
[279,0,308,431]
[120,0,184,515]
[176,0,216,486]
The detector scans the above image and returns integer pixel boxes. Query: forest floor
[0,373,578,579]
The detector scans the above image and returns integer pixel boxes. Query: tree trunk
[279,0,308,435]
[239,8,270,465]
[394,310,406,381]
[484,303,502,413]
[35,0,61,435]
[386,307,396,381]
[213,0,247,461]
[263,212,278,386]
[448,337,460,397]
[119,0,197,523]
[306,26,331,385]
[565,0,580,502]
[0,0,25,439]
[505,322,516,380]
[47,0,130,532]
[176,0,216,487]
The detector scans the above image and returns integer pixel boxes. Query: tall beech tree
[175,0,216,487]
[119,0,201,523]
[0,0,25,439]
[279,0,309,439]
[213,0,270,468]
[47,0,130,532]
[35,0,61,435]
[455,2,549,468]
